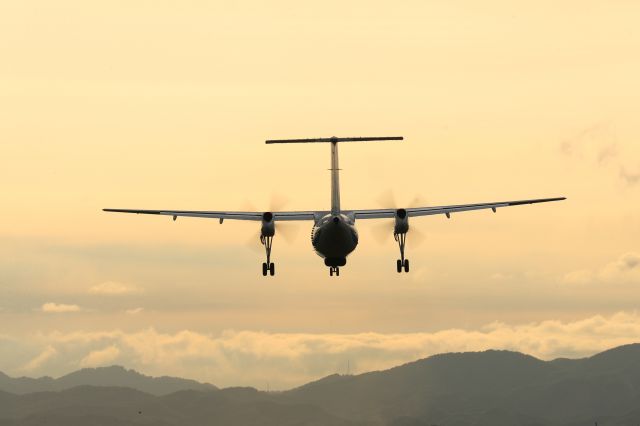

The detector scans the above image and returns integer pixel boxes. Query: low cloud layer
[89,281,143,295]
[41,303,81,313]
[80,345,121,368]
[18,345,57,372]
[3,312,640,389]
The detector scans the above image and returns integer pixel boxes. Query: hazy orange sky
[1,1,639,388]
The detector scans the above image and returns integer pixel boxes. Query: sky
[1,0,639,389]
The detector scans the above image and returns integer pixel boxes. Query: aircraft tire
[404,259,410,273]
[262,262,268,276]
[336,267,340,277]
[270,263,275,276]
[396,259,402,273]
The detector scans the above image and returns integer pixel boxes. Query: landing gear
[396,259,409,273]
[394,232,410,273]
[262,262,275,276]
[324,258,345,277]
[261,235,276,277]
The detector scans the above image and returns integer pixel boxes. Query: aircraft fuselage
[311,214,358,267]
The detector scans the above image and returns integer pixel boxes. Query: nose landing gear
[261,235,275,276]
[324,258,345,277]
[394,232,409,273]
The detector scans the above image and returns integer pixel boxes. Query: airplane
[104,136,565,277]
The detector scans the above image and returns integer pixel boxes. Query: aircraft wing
[351,197,566,219]
[102,208,317,221]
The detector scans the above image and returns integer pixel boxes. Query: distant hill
[283,343,640,425]
[0,386,363,426]
[1,344,640,425]
[0,366,216,396]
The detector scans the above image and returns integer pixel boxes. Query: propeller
[371,189,427,246]
[242,193,300,251]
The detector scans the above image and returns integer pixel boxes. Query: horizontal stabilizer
[266,136,403,144]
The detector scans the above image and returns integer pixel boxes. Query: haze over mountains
[1,344,639,426]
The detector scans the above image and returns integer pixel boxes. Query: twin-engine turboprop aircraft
[104,136,565,276]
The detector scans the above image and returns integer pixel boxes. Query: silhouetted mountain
[0,366,215,396]
[0,386,363,426]
[282,344,640,425]
[283,349,556,424]
[1,344,640,425]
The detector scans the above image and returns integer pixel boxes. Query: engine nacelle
[261,212,275,237]
[394,208,409,234]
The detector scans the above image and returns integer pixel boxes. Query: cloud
[490,272,515,282]
[125,307,144,315]
[4,312,640,389]
[19,345,57,372]
[597,142,619,164]
[80,345,121,368]
[560,123,615,158]
[560,123,639,187]
[620,167,640,186]
[41,302,81,313]
[618,253,640,270]
[562,253,640,285]
[562,269,594,285]
[89,281,142,295]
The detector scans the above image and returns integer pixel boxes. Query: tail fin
[266,136,403,144]
[266,136,403,214]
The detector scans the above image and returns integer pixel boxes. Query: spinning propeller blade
[371,189,428,247]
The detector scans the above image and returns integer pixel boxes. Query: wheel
[335,267,340,277]
[396,259,402,273]
[329,268,334,276]
[262,262,268,276]
[403,259,410,273]
[269,262,275,276]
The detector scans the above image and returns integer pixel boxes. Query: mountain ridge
[0,365,216,396]
[1,344,639,425]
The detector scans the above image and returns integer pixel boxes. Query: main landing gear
[329,266,340,277]
[394,232,410,273]
[261,235,275,276]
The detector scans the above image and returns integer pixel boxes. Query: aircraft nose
[332,216,340,224]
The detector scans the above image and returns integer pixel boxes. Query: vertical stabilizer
[265,136,403,216]
[330,141,340,214]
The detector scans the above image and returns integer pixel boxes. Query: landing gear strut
[261,235,275,276]
[394,232,409,273]
[329,266,340,277]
